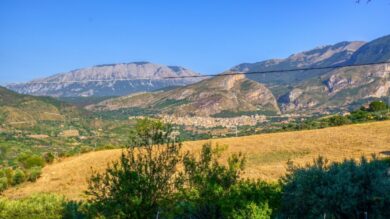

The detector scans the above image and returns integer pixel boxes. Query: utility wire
[17,61,390,84]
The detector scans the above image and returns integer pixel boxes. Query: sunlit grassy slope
[5,121,390,200]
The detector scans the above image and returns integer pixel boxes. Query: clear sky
[0,0,389,84]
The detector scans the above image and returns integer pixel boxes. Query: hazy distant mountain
[6,62,202,97]
[231,41,365,86]
[87,74,280,117]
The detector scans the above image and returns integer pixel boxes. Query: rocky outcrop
[279,64,390,113]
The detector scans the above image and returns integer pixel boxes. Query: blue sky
[0,0,389,84]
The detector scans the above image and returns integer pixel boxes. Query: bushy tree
[326,115,351,126]
[27,167,42,182]
[86,119,183,218]
[17,153,45,169]
[368,101,388,112]
[280,156,390,218]
[12,169,26,185]
[173,143,280,218]
[175,143,246,218]
[86,119,280,218]
[0,177,8,192]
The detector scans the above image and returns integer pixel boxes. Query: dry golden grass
[4,121,390,200]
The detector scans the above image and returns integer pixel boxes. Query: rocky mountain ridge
[278,35,390,113]
[7,62,202,97]
[231,41,366,86]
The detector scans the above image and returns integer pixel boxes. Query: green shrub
[0,168,13,183]
[368,101,388,112]
[0,194,65,219]
[231,202,272,219]
[0,177,8,192]
[62,201,88,219]
[325,115,351,126]
[44,152,55,164]
[86,119,182,218]
[280,157,390,218]
[12,169,26,185]
[85,119,280,218]
[18,153,45,169]
[27,167,42,182]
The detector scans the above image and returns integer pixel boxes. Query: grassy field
[4,121,390,200]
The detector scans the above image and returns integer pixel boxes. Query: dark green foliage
[325,115,351,126]
[27,167,42,182]
[18,154,45,169]
[86,118,183,218]
[368,100,388,112]
[62,201,87,219]
[277,101,390,133]
[0,194,66,219]
[86,119,280,218]
[0,177,8,191]
[175,143,246,218]
[12,169,26,185]
[44,152,55,164]
[280,157,390,218]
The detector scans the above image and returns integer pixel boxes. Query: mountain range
[7,62,202,97]
[6,34,390,117]
[86,35,390,116]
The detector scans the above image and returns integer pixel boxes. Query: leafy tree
[86,118,183,218]
[368,101,388,112]
[12,169,26,185]
[175,143,246,218]
[280,156,390,218]
[230,202,272,219]
[326,115,351,126]
[175,143,280,218]
[86,119,280,218]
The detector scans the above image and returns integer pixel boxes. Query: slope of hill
[0,86,81,127]
[231,41,365,86]
[87,74,280,117]
[6,62,202,97]
[5,120,390,200]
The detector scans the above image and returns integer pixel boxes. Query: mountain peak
[231,41,366,85]
[6,62,202,97]
[348,35,390,64]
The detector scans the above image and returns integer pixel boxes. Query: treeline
[1,119,389,218]
[281,101,390,131]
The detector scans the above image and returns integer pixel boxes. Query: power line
[17,61,390,84]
